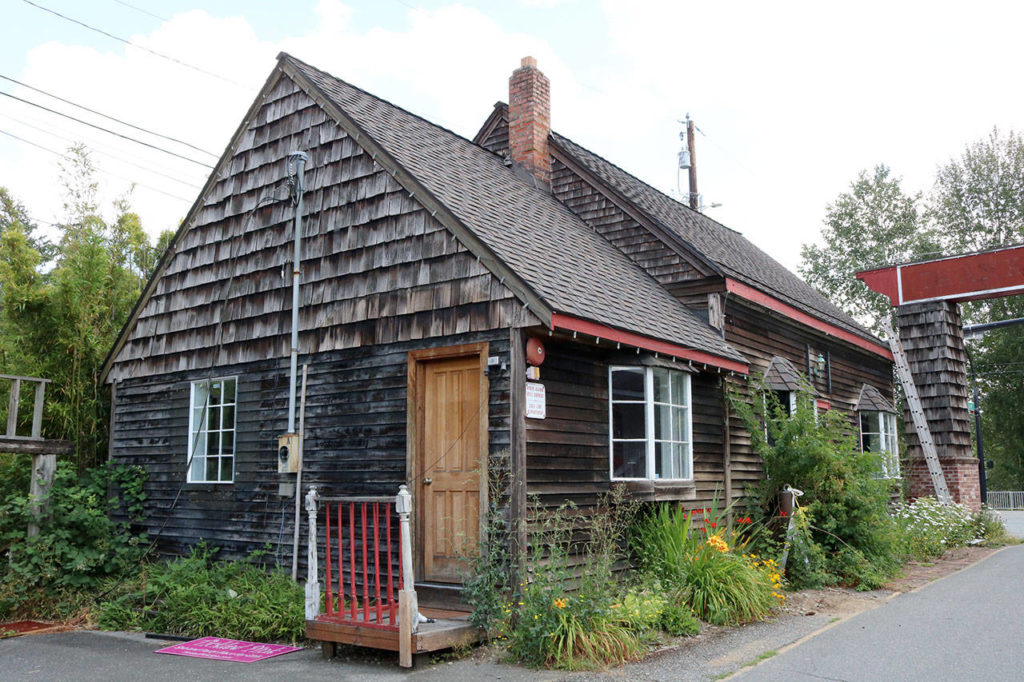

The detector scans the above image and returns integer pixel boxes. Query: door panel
[420,355,482,583]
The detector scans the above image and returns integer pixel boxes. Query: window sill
[614,479,697,502]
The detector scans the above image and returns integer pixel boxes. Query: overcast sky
[3,0,1023,272]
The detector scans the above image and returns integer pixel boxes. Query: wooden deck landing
[307,607,480,658]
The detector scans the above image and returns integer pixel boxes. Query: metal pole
[292,363,309,581]
[287,151,308,434]
[965,344,988,504]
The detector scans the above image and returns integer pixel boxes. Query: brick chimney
[508,56,551,185]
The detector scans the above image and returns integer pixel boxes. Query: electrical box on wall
[278,433,300,473]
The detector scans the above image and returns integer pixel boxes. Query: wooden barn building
[102,54,895,595]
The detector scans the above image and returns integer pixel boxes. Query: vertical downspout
[287,151,308,434]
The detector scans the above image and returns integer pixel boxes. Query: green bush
[613,581,667,631]
[734,385,902,589]
[632,503,777,625]
[658,601,699,637]
[973,505,1012,545]
[498,491,644,670]
[96,544,305,644]
[0,462,147,618]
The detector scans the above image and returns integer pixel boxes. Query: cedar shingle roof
[284,55,745,366]
[549,132,878,344]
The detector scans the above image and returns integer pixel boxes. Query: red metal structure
[857,244,1024,510]
[856,244,1024,306]
[318,497,402,630]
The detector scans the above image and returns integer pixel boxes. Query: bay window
[860,410,900,478]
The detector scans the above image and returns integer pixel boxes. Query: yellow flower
[706,535,729,553]
[553,597,568,609]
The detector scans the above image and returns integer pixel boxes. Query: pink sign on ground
[155,637,302,663]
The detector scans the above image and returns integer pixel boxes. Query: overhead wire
[0,73,217,159]
[111,0,169,23]
[0,110,204,189]
[0,90,213,168]
[21,0,254,90]
[0,127,195,203]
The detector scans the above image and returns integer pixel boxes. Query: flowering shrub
[895,497,976,559]
[498,492,644,670]
[745,554,785,605]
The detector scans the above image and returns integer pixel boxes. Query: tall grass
[633,503,776,626]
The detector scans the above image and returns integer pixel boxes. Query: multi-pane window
[860,410,900,478]
[188,377,237,483]
[610,366,692,480]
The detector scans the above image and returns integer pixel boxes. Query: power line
[0,127,194,203]
[112,0,169,23]
[21,0,253,90]
[0,90,213,168]
[0,73,217,159]
[0,110,203,189]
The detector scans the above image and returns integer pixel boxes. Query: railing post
[305,486,320,620]
[396,484,418,668]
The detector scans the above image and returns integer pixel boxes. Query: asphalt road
[737,544,1024,681]
[997,509,1024,538]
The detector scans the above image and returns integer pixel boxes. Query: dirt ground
[779,545,999,620]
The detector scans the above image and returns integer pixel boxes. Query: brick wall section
[896,301,980,510]
[508,56,551,184]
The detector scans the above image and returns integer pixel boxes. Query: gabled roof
[474,102,880,348]
[548,132,877,343]
[102,55,747,380]
[280,55,745,368]
[856,384,896,413]
[763,356,814,394]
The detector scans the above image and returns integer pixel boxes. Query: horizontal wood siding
[110,331,511,564]
[723,298,895,497]
[109,74,527,382]
[524,339,729,511]
[550,159,703,287]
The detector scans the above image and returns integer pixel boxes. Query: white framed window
[860,410,900,478]
[188,377,237,483]
[609,366,692,481]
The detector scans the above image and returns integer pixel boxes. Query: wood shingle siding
[550,158,704,286]
[108,75,526,382]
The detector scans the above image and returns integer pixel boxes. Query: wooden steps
[308,607,480,661]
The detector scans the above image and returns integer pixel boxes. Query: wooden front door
[414,350,486,583]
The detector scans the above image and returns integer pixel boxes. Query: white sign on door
[525,382,546,419]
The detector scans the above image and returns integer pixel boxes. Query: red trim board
[550,313,749,374]
[724,279,893,360]
[856,245,1024,306]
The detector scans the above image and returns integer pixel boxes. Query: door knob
[423,477,432,485]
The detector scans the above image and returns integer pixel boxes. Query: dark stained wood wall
[723,298,895,497]
[110,331,511,564]
[523,338,731,511]
[109,74,529,383]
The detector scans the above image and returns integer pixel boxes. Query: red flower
[705,508,711,513]
[699,526,706,532]
[745,517,752,524]
[780,510,787,517]
[711,522,717,528]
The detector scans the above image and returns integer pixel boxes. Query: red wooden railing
[317,496,403,630]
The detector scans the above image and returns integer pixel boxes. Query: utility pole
[686,114,698,210]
